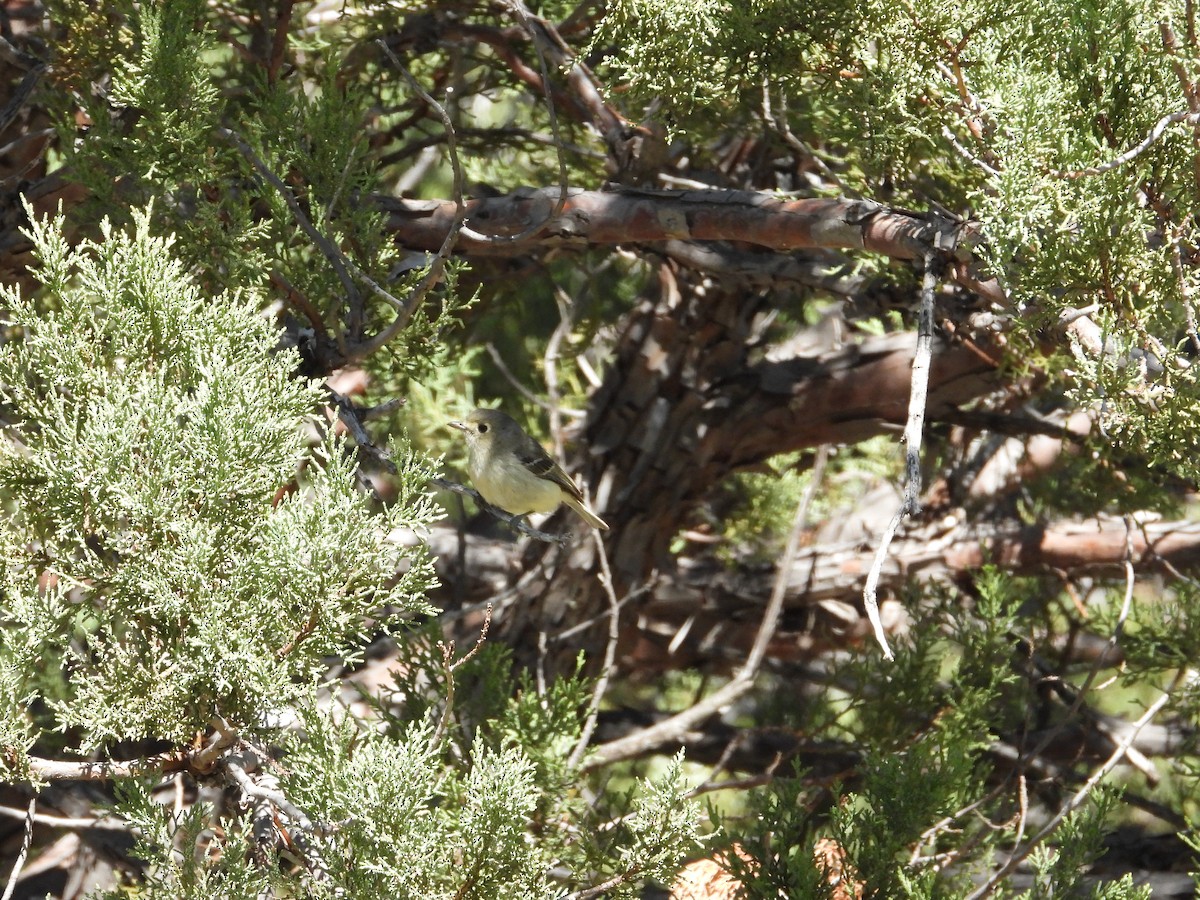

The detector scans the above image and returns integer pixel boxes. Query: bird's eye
[478,423,489,433]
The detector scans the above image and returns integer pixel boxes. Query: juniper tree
[3,0,1200,898]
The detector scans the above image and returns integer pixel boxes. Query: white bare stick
[862,256,938,660]
[0,799,35,900]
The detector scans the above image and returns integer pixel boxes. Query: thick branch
[378,188,1004,303]
[431,516,1200,667]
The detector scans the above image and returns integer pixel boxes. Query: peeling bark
[378,187,1003,303]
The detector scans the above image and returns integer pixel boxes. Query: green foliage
[0,202,702,898]
[96,781,277,900]
[352,633,702,897]
[107,0,218,183]
[277,703,549,899]
[610,754,707,895]
[593,0,733,114]
[48,0,473,380]
[595,0,1200,488]
[726,572,1135,897]
[726,773,840,899]
[716,437,900,562]
[12,0,1199,896]
[0,206,435,751]
[1021,787,1150,900]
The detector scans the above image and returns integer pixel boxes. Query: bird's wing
[515,440,584,502]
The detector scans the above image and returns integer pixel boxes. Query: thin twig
[451,602,494,672]
[965,691,1172,900]
[548,581,653,643]
[485,342,555,411]
[327,387,399,477]
[1020,517,1139,770]
[567,532,625,769]
[587,447,828,768]
[435,604,493,746]
[1013,774,1029,852]
[409,0,573,247]
[0,799,34,900]
[434,641,457,747]
[218,126,360,343]
[911,781,1011,864]
[942,124,1002,177]
[269,268,329,336]
[0,803,127,832]
[1048,109,1199,179]
[545,283,575,456]
[1170,227,1200,354]
[566,865,645,900]
[861,510,903,661]
[224,751,336,837]
[485,334,585,435]
[862,256,938,660]
[506,0,570,229]
[0,60,46,139]
[362,44,470,358]
[536,630,549,697]
[762,78,856,196]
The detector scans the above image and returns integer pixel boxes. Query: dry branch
[430,516,1200,668]
[377,188,1003,302]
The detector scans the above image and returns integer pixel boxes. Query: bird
[448,408,609,531]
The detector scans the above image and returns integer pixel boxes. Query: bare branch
[21,725,239,783]
[219,126,361,341]
[566,866,645,900]
[0,799,35,900]
[966,691,1173,900]
[587,447,828,767]
[0,803,127,832]
[1048,109,1200,179]
[567,530,625,770]
[379,188,1005,305]
[224,750,336,837]
[863,256,938,660]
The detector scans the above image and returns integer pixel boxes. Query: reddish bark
[379,188,1004,303]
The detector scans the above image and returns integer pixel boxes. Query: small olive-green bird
[449,408,609,531]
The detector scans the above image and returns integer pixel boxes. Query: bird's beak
[448,420,467,433]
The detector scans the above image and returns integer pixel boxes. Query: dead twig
[1048,109,1200,179]
[587,446,828,768]
[567,530,625,769]
[965,691,1172,900]
[0,804,127,832]
[0,799,35,900]
[863,255,938,660]
[435,603,494,746]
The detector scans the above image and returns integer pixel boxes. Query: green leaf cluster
[725,571,1160,898]
[0,206,436,751]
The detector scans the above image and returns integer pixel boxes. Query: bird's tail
[565,496,609,531]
